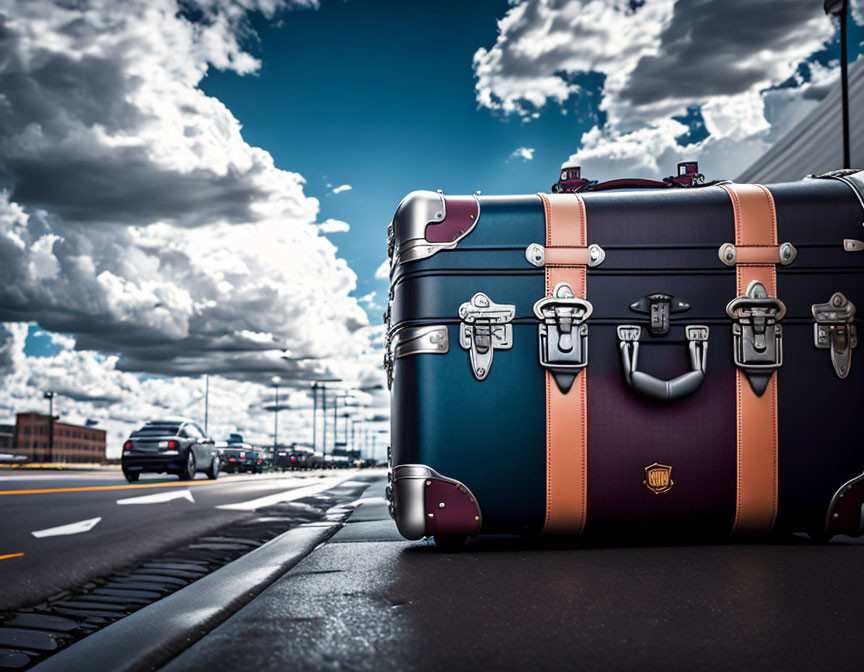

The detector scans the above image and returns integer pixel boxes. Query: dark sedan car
[121,418,219,483]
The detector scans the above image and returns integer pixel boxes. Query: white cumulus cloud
[509,146,535,162]
[318,218,350,234]
[0,0,383,394]
[474,0,840,180]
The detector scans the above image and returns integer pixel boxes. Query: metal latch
[533,282,593,393]
[458,292,515,381]
[628,293,691,336]
[813,292,857,379]
[726,280,786,396]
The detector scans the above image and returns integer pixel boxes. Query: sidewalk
[160,477,864,672]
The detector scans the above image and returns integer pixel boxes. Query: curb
[32,514,348,672]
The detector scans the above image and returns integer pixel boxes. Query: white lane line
[216,477,346,511]
[32,517,102,538]
[117,489,195,505]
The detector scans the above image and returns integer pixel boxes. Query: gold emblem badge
[643,463,673,494]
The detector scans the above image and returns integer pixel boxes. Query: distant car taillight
[167,440,178,450]
[290,456,297,462]
[239,451,246,459]
[123,440,132,453]
[257,459,262,465]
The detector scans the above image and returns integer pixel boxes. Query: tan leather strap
[544,247,592,266]
[733,246,783,264]
[538,193,587,535]
[720,184,779,534]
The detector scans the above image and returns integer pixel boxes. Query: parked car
[219,434,264,474]
[121,418,219,483]
[256,447,274,472]
[280,446,317,470]
[218,442,248,473]
[297,448,326,470]
[272,446,294,471]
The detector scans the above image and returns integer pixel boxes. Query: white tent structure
[738,61,863,183]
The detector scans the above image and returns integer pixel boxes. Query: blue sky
[198,0,863,324]
[199,0,604,317]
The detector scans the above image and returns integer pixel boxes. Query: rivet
[474,515,480,521]
[428,513,434,518]
[438,502,445,509]
[590,248,599,260]
[435,212,442,219]
[469,214,475,220]
[833,295,843,307]
[726,251,734,261]
[833,513,839,519]
[425,480,431,486]
[477,368,485,376]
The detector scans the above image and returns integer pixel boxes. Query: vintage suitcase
[384,169,864,549]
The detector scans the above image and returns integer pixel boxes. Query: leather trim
[538,193,587,536]
[720,184,779,535]
[544,246,592,266]
[734,245,782,265]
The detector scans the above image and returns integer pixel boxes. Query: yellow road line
[0,479,230,496]
[0,553,24,561]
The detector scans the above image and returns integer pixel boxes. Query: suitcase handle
[617,325,709,401]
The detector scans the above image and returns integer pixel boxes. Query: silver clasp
[458,292,515,381]
[726,280,786,396]
[813,292,857,379]
[533,282,593,393]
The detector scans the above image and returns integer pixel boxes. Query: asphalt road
[0,468,357,611]
[166,477,864,672]
[6,473,864,670]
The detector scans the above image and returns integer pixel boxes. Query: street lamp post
[825,0,851,167]
[204,374,209,435]
[271,376,282,451]
[302,378,341,458]
[311,382,318,453]
[321,384,327,458]
[43,391,55,463]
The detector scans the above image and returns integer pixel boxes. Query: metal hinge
[629,293,690,336]
[813,292,857,379]
[384,331,394,389]
[726,280,786,396]
[385,325,450,389]
[533,282,593,393]
[458,293,515,381]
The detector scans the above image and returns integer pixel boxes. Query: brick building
[13,413,107,463]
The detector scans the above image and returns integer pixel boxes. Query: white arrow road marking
[32,517,102,538]
[117,489,195,505]
[216,477,346,511]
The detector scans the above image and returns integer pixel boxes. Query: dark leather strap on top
[814,169,864,211]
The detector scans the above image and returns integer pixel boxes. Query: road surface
[0,468,362,611]
[3,472,864,671]
[165,476,864,672]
